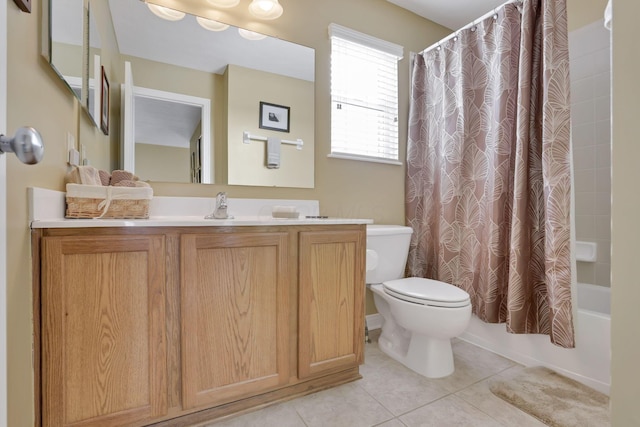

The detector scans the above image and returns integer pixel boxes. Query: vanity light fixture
[207,0,240,8]
[147,3,185,21]
[196,16,229,32]
[248,0,283,20]
[238,28,267,40]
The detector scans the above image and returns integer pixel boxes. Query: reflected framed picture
[100,66,110,135]
[259,101,290,133]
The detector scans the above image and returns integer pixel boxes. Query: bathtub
[458,282,611,394]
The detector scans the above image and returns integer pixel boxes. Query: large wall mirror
[46,0,316,188]
[46,0,84,101]
[112,0,315,187]
[46,0,101,127]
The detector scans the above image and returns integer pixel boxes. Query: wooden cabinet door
[41,235,167,427]
[181,232,290,410]
[298,229,365,379]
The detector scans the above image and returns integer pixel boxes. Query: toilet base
[369,282,470,379]
[378,331,455,378]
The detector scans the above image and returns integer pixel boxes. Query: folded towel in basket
[64,166,102,186]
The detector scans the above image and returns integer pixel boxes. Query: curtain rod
[420,0,523,55]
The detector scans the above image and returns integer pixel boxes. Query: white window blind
[329,24,403,164]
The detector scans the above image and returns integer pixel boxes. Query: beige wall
[10,0,637,425]
[611,0,640,424]
[136,143,191,183]
[566,0,608,31]
[226,64,314,188]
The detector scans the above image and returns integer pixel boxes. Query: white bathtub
[458,282,611,394]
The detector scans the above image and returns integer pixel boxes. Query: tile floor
[201,333,551,427]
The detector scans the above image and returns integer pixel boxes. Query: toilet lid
[382,277,470,308]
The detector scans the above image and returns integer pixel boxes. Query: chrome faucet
[205,192,233,219]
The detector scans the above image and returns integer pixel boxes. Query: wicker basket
[65,184,153,219]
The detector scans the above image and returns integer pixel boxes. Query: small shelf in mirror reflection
[243,131,303,150]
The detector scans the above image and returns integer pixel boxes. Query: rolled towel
[112,180,137,188]
[110,170,134,186]
[98,170,111,186]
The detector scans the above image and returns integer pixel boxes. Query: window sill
[327,153,403,166]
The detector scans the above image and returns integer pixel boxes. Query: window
[329,24,403,164]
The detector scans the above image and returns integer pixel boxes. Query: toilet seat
[382,277,470,308]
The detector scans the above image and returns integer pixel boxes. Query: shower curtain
[406,0,574,347]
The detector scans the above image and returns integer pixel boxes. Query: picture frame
[100,66,110,135]
[13,0,31,13]
[259,101,290,133]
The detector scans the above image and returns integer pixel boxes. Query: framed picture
[100,66,110,135]
[13,0,31,12]
[259,102,290,133]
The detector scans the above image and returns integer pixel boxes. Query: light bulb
[238,28,267,41]
[248,0,283,20]
[206,0,240,8]
[196,16,229,32]
[147,3,186,21]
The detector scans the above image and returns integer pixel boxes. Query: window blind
[329,24,403,163]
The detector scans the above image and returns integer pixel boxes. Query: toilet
[366,224,471,378]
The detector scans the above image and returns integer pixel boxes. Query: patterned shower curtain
[406,0,574,347]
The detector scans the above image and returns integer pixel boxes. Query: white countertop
[29,187,373,228]
[30,215,373,229]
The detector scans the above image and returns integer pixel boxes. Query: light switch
[68,148,80,166]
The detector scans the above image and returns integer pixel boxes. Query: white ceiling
[388,0,509,30]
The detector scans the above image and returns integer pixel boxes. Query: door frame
[0,0,8,424]
[121,61,212,184]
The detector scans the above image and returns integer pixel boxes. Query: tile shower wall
[569,20,611,287]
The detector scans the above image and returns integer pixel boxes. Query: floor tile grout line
[350,379,399,425]
[362,342,527,426]
[206,339,528,426]
[451,365,548,427]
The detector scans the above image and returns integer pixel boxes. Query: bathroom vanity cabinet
[33,224,365,427]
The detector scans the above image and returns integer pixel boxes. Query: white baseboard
[366,313,383,330]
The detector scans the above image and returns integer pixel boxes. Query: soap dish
[272,211,300,219]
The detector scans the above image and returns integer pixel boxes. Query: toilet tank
[366,224,413,284]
